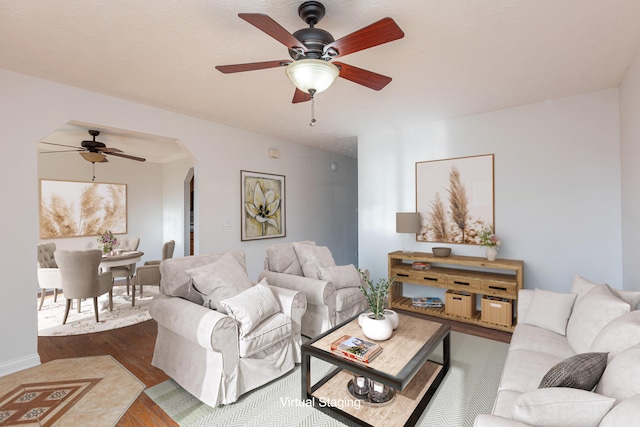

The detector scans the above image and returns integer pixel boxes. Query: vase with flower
[97,230,117,255]
[479,226,501,261]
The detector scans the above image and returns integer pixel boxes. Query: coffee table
[301,313,450,427]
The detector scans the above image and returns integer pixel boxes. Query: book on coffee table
[330,334,383,363]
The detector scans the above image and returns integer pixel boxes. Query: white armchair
[149,251,306,407]
[258,241,368,338]
[37,243,62,310]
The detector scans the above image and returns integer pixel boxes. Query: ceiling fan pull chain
[92,162,96,182]
[309,89,316,127]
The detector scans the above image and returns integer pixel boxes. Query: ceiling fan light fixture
[285,59,339,94]
[80,152,106,163]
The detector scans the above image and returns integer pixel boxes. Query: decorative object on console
[479,226,501,261]
[412,297,443,308]
[411,261,430,269]
[432,247,451,257]
[396,212,421,252]
[416,154,494,245]
[241,170,285,241]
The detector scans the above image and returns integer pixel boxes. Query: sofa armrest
[37,268,62,289]
[259,270,335,307]
[517,289,534,319]
[150,294,238,356]
[474,414,534,427]
[268,285,307,325]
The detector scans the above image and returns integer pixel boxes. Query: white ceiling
[4,0,640,161]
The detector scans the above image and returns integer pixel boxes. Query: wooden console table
[388,251,524,332]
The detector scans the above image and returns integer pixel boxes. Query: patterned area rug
[145,331,508,427]
[37,283,159,336]
[0,355,144,426]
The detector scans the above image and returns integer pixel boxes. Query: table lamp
[396,212,421,252]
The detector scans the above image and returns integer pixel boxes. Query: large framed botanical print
[40,179,127,238]
[416,154,494,244]
[241,170,286,241]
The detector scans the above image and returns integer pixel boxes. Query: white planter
[361,314,393,341]
[383,309,399,330]
[486,246,498,261]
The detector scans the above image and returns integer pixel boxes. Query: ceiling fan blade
[100,147,124,154]
[107,152,146,162]
[334,62,392,90]
[41,141,82,150]
[39,149,83,154]
[238,13,306,52]
[324,17,404,58]
[215,60,290,74]
[292,88,312,104]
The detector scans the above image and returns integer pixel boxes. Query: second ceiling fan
[215,1,405,107]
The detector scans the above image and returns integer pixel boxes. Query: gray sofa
[474,275,640,427]
[149,251,307,407]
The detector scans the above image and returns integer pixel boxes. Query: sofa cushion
[511,388,615,427]
[596,344,640,401]
[239,312,292,358]
[539,352,608,390]
[318,264,363,290]
[571,273,640,309]
[186,252,253,312]
[499,349,565,393]
[590,310,640,361]
[266,241,315,276]
[566,284,630,354]
[220,280,281,337]
[521,289,576,336]
[509,324,576,359]
[293,242,336,279]
[599,394,640,427]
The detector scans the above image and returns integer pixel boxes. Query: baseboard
[0,353,41,376]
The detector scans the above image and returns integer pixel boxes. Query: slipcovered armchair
[37,243,62,310]
[149,250,306,407]
[258,241,369,338]
[55,249,113,324]
[130,240,175,306]
[110,236,140,294]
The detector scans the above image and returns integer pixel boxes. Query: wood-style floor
[38,320,178,427]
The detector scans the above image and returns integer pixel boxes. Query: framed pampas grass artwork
[416,154,494,245]
[40,179,127,239]
[241,170,286,241]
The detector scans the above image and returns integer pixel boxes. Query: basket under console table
[388,251,524,332]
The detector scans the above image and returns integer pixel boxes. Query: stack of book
[412,297,443,308]
[330,335,383,363]
[411,261,431,270]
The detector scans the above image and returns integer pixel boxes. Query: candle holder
[368,379,390,403]
[352,375,369,396]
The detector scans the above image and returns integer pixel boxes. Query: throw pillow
[539,352,608,390]
[521,289,577,335]
[566,284,630,353]
[219,280,281,337]
[317,264,363,289]
[266,241,315,276]
[599,394,640,427]
[571,273,640,309]
[293,242,336,279]
[590,310,640,361]
[595,344,640,401]
[186,252,253,313]
[512,388,615,427]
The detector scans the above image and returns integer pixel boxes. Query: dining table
[99,250,144,272]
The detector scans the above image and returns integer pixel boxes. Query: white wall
[0,68,358,375]
[620,47,640,291]
[359,89,623,295]
[162,158,193,258]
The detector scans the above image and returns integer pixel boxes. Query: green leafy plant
[358,269,396,320]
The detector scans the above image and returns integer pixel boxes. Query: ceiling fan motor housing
[290,28,334,59]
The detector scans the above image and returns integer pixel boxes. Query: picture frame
[40,179,127,239]
[415,154,494,244]
[241,170,286,241]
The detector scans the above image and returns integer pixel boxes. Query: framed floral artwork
[40,179,127,238]
[241,170,286,241]
[416,154,494,244]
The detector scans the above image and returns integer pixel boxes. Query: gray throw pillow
[539,352,608,391]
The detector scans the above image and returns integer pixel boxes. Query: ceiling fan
[215,1,404,124]
[40,130,146,163]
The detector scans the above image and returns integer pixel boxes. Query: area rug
[37,282,159,336]
[145,331,508,427]
[0,355,144,426]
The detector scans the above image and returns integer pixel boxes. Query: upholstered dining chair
[55,249,114,324]
[37,243,62,310]
[110,236,140,294]
[130,240,175,306]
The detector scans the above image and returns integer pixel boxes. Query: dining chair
[131,240,174,306]
[37,243,62,310]
[110,236,140,294]
[55,249,114,324]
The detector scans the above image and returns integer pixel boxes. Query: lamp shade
[396,212,421,233]
[80,152,106,163]
[285,59,339,94]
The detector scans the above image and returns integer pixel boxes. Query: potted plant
[479,226,501,261]
[358,270,397,340]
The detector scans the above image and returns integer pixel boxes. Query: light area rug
[0,355,144,426]
[37,282,159,336]
[145,331,509,427]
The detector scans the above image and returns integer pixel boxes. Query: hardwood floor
[38,320,178,427]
